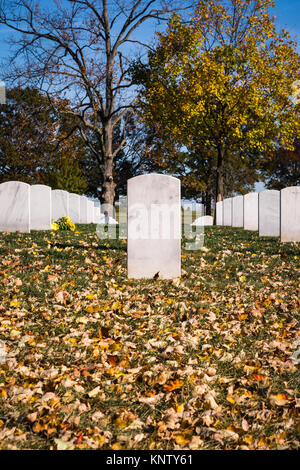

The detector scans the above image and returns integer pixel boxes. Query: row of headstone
[216,187,300,242]
[0,182,97,233]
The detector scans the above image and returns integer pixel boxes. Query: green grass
[0,225,299,450]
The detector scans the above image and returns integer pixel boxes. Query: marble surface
[259,190,280,237]
[94,205,101,223]
[69,193,81,224]
[281,186,300,242]
[87,200,94,223]
[191,215,213,226]
[244,192,258,231]
[127,174,181,279]
[216,201,223,225]
[79,196,89,224]
[232,195,244,227]
[52,190,69,221]
[0,181,30,232]
[223,198,233,226]
[30,184,52,230]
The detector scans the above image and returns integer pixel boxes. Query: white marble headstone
[0,181,30,233]
[259,190,280,237]
[216,201,223,225]
[79,196,89,224]
[281,186,300,242]
[87,200,94,223]
[127,174,181,279]
[52,190,69,221]
[30,184,51,230]
[94,205,101,223]
[244,192,258,231]
[69,193,81,224]
[223,198,232,226]
[232,195,244,227]
[191,215,213,226]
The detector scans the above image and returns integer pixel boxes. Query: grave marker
[232,195,244,227]
[30,184,51,230]
[0,181,30,232]
[281,186,300,242]
[223,198,233,226]
[52,190,69,221]
[258,190,280,237]
[244,192,258,231]
[127,174,181,279]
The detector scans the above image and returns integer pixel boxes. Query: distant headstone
[259,190,280,237]
[191,215,213,226]
[69,193,81,223]
[216,201,223,225]
[244,192,258,231]
[232,195,244,227]
[52,190,69,221]
[0,181,30,232]
[30,184,51,230]
[127,174,181,279]
[281,186,300,242]
[223,198,233,226]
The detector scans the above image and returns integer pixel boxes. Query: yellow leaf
[111,442,123,450]
[227,395,235,404]
[163,379,184,392]
[176,403,184,413]
[174,434,190,446]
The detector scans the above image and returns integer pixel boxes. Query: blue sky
[1,1,299,57]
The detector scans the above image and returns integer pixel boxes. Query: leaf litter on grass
[0,225,299,450]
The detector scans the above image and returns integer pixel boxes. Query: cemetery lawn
[0,226,299,450]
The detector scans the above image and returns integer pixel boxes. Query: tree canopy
[132,0,300,204]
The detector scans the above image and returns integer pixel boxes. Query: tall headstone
[52,190,69,221]
[216,201,223,226]
[259,190,280,237]
[94,205,101,223]
[223,198,232,226]
[127,174,181,279]
[79,196,89,224]
[232,195,244,227]
[281,186,300,242]
[30,184,51,230]
[0,181,30,233]
[244,192,258,231]
[69,193,81,223]
[87,200,94,223]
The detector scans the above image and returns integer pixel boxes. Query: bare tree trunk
[205,191,212,215]
[102,120,116,212]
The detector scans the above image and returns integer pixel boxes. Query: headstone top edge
[128,173,180,183]
[281,186,300,193]
[0,181,31,188]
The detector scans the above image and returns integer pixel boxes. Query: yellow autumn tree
[132,0,300,202]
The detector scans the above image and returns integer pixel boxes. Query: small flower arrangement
[52,217,75,231]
